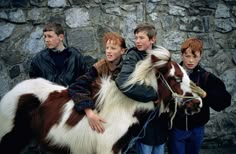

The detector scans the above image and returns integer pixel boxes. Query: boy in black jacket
[116,23,168,154]
[29,22,88,86]
[168,37,231,154]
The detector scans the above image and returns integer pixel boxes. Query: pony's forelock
[151,46,171,68]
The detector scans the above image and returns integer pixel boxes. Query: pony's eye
[175,77,182,83]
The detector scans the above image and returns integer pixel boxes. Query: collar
[50,46,66,53]
[105,58,122,71]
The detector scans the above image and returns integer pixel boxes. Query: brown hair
[103,32,126,49]
[181,37,203,55]
[134,23,157,39]
[43,22,64,35]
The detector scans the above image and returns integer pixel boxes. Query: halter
[157,72,199,128]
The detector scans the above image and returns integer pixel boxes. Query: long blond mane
[122,46,171,91]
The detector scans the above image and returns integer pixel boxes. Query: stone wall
[0,0,236,149]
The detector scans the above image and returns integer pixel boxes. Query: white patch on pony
[96,77,154,153]
[45,100,97,154]
[178,65,202,108]
[0,78,66,140]
[45,76,155,154]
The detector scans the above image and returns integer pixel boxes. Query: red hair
[103,32,126,49]
[181,37,203,55]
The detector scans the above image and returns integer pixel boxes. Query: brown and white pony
[0,47,202,154]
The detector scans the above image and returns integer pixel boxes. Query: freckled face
[105,40,125,65]
[182,48,201,70]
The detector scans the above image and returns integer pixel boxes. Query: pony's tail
[0,93,41,154]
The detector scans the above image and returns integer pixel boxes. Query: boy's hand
[190,81,207,98]
[85,108,106,133]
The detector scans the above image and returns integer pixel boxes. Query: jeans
[136,141,164,154]
[168,126,204,154]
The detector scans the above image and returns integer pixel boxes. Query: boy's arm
[115,50,158,102]
[204,73,231,111]
[68,67,98,111]
[68,59,107,111]
[69,63,106,133]
[72,47,89,76]
[29,58,42,78]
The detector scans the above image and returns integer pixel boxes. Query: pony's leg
[0,94,41,154]
[0,119,33,154]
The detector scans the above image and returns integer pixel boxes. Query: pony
[0,47,202,154]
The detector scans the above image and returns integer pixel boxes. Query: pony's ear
[151,54,160,64]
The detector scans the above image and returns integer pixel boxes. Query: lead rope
[158,73,198,129]
[123,73,199,153]
[123,106,159,154]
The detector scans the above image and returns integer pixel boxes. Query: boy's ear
[121,48,126,54]
[58,34,64,41]
[150,36,156,44]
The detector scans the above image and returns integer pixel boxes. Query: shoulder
[32,49,49,60]
[197,66,225,88]
[125,47,138,55]
[67,47,83,55]
[124,47,144,61]
[67,47,79,52]
[94,59,107,68]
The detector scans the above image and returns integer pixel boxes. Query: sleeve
[204,73,231,111]
[77,49,89,75]
[68,67,98,112]
[115,50,158,102]
[29,57,42,78]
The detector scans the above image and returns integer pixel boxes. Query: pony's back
[0,78,66,139]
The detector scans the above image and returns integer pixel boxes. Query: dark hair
[181,37,203,55]
[43,22,64,35]
[103,32,126,49]
[134,23,157,39]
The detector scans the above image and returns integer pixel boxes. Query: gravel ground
[200,147,236,154]
[162,147,236,154]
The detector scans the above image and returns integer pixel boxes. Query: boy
[69,32,127,133]
[26,22,88,154]
[29,22,88,86]
[168,37,231,154]
[115,23,168,154]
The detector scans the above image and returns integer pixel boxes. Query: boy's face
[105,40,125,65]
[43,31,64,49]
[182,47,201,70]
[135,31,155,51]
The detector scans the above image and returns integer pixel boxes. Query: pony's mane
[122,46,171,90]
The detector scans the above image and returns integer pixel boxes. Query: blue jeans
[168,126,204,154]
[136,141,164,154]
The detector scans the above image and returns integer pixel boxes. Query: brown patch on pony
[0,93,41,154]
[35,90,70,141]
[157,61,173,108]
[112,109,151,153]
[33,89,84,153]
[32,90,72,153]
[170,61,184,95]
[66,108,85,126]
